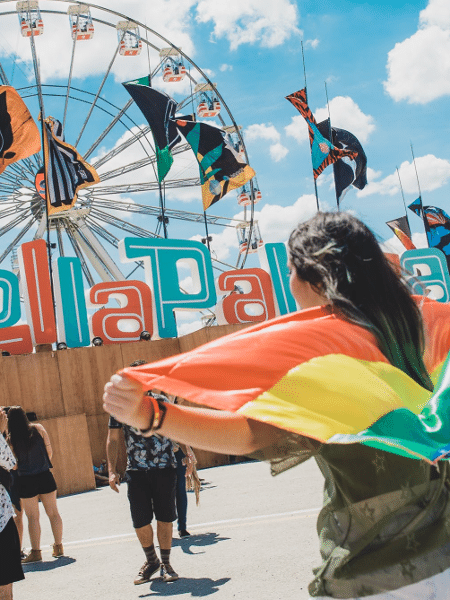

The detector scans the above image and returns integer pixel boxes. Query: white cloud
[358,155,450,197]
[285,115,308,144]
[256,194,318,243]
[384,0,450,103]
[245,123,280,143]
[420,0,450,27]
[381,232,428,256]
[314,97,375,144]
[195,0,301,50]
[195,193,318,263]
[412,232,428,248]
[176,314,204,336]
[245,123,288,162]
[269,143,289,162]
[305,38,319,49]
[285,97,375,145]
[220,64,233,72]
[381,234,405,256]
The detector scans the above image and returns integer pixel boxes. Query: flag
[386,216,416,251]
[42,116,100,216]
[285,89,358,179]
[408,199,450,258]
[174,119,256,210]
[120,299,450,464]
[0,85,40,174]
[317,119,367,205]
[123,77,180,182]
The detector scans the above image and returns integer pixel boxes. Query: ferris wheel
[0,0,263,288]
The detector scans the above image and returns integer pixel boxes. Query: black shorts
[17,470,57,499]
[0,517,24,585]
[126,468,177,529]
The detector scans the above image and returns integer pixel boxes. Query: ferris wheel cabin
[116,21,142,56]
[237,181,262,207]
[194,83,221,118]
[236,221,264,255]
[68,4,94,40]
[17,1,43,37]
[160,48,186,82]
[224,125,245,159]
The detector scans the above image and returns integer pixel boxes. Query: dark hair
[7,406,37,456]
[288,212,433,391]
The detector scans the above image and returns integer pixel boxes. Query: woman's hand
[103,374,152,431]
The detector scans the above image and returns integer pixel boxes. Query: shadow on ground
[140,576,231,597]
[172,532,230,555]
[22,556,76,572]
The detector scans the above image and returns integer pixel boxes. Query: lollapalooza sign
[0,237,449,355]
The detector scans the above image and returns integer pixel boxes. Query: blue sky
[0,0,448,334]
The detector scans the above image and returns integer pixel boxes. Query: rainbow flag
[121,299,450,464]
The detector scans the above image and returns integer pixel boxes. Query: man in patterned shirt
[106,362,178,585]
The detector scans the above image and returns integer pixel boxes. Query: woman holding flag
[104,211,450,599]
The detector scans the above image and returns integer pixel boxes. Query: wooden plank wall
[40,414,96,496]
[0,324,249,495]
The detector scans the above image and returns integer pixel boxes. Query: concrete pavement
[14,459,324,600]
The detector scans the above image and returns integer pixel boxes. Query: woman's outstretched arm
[103,374,281,456]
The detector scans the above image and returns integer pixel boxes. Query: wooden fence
[0,323,248,496]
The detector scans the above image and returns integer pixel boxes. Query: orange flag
[0,86,40,174]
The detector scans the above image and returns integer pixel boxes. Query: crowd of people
[1,212,450,599]
[0,383,198,597]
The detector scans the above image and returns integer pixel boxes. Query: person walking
[7,407,63,563]
[104,211,450,599]
[106,361,179,585]
[0,408,24,599]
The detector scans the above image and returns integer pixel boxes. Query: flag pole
[410,142,430,245]
[29,16,56,305]
[396,167,411,229]
[301,40,320,211]
[144,37,168,239]
[324,81,339,210]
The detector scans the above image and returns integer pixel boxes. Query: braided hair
[288,211,433,391]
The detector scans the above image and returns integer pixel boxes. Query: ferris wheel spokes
[64,221,95,286]
[63,16,79,132]
[74,41,121,148]
[69,216,125,281]
[85,178,200,197]
[84,99,136,162]
[0,216,36,265]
